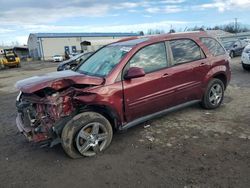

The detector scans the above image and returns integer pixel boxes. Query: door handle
[199,62,206,66]
[162,73,171,78]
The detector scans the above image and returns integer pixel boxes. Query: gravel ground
[0,58,249,188]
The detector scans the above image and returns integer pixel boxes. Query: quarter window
[169,39,203,65]
[128,42,168,73]
[201,37,226,56]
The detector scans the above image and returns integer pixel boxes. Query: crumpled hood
[15,70,104,93]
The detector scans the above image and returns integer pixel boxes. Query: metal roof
[31,32,141,38]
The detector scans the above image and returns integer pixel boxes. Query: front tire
[61,112,113,158]
[202,79,224,109]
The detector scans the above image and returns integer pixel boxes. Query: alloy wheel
[75,122,109,156]
[209,83,223,106]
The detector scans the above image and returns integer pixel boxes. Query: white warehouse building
[28,32,141,60]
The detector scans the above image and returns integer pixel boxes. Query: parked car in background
[53,55,64,62]
[241,44,250,70]
[57,52,93,71]
[222,39,247,58]
[15,31,231,158]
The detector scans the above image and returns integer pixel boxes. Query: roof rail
[169,31,203,35]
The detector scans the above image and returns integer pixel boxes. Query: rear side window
[129,42,168,73]
[169,39,203,65]
[201,37,226,56]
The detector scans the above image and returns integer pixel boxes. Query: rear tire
[202,79,224,109]
[61,112,113,158]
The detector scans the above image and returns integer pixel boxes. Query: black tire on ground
[61,111,113,158]
[229,51,235,58]
[201,78,225,109]
[242,63,250,71]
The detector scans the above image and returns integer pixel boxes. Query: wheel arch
[204,65,229,89]
[78,104,121,131]
[213,73,227,89]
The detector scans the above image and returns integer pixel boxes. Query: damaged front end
[15,70,104,147]
[16,88,75,146]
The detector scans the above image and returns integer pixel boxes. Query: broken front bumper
[16,113,51,143]
[16,113,33,141]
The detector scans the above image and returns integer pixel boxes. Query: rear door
[166,39,207,104]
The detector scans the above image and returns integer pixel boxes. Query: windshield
[77,45,131,77]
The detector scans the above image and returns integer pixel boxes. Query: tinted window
[129,42,167,73]
[169,39,203,65]
[201,37,226,56]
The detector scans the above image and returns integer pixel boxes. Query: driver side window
[128,42,168,73]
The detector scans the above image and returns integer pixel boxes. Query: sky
[0,0,250,45]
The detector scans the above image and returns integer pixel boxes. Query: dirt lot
[0,59,250,188]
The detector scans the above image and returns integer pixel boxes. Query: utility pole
[234,18,238,34]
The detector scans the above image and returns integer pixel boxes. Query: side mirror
[124,67,145,80]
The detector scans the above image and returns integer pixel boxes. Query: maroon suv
[16,32,231,158]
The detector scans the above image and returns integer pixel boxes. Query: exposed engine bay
[16,88,76,145]
[15,70,105,146]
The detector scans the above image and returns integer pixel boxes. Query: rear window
[201,37,226,56]
[169,39,204,65]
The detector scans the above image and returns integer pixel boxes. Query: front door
[122,42,172,122]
